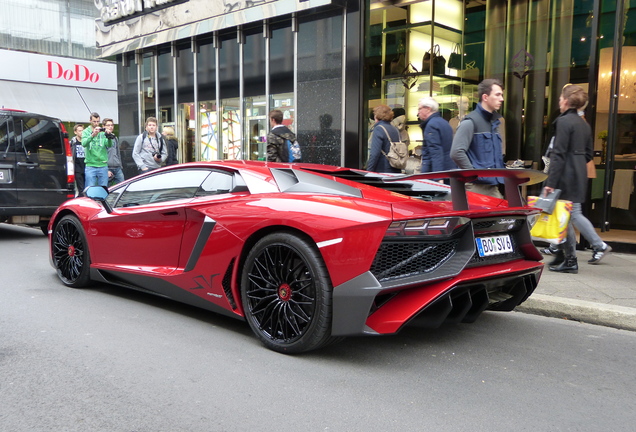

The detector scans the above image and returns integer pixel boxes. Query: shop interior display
[368,1,480,146]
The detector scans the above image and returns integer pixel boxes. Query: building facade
[96,0,636,237]
[0,0,117,124]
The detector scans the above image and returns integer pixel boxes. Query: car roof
[0,109,62,122]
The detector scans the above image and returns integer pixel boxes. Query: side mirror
[85,186,112,213]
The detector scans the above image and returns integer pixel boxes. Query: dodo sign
[47,61,100,84]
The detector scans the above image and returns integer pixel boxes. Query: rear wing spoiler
[384,168,547,211]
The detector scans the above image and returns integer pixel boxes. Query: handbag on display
[400,63,420,90]
[447,43,464,70]
[442,83,462,95]
[421,44,446,75]
[462,61,480,81]
[390,54,406,75]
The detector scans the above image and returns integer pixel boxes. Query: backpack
[378,125,408,170]
[286,139,302,162]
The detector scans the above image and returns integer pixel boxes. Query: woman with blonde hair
[161,126,179,166]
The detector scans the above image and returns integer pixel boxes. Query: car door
[87,169,213,272]
[0,115,17,208]
[13,114,68,209]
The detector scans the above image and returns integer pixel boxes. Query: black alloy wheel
[241,232,336,354]
[52,215,92,288]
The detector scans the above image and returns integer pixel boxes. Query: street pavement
[517,249,636,331]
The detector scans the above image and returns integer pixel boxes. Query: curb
[516,294,636,332]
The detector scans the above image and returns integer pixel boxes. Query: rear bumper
[331,259,543,336]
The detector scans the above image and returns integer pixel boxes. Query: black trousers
[75,158,85,195]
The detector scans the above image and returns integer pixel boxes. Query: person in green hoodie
[81,112,113,188]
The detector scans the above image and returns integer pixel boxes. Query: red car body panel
[49,161,547,349]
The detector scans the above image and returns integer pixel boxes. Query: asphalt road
[2,224,636,431]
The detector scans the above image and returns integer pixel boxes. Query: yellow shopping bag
[527,197,572,244]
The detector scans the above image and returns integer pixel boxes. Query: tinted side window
[105,187,123,208]
[196,171,238,196]
[15,117,63,155]
[116,169,211,207]
[0,116,9,153]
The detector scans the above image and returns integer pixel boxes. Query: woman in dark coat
[366,104,402,173]
[542,85,600,273]
[162,126,179,166]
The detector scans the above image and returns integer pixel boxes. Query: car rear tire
[52,215,92,288]
[241,232,336,354]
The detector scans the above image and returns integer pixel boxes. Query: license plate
[475,234,513,257]
[0,169,11,183]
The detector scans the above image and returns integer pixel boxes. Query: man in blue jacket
[418,97,455,179]
[450,79,505,198]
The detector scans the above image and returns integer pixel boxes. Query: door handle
[17,162,39,167]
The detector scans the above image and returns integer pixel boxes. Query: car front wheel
[52,215,92,288]
[241,232,336,354]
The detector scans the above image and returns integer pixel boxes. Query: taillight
[60,123,75,185]
[385,216,471,239]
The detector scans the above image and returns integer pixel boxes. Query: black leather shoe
[549,258,578,274]
[548,251,565,267]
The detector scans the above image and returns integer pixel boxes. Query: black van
[0,109,75,234]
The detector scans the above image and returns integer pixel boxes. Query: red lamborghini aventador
[49,161,546,353]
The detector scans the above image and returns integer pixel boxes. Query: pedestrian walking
[542,84,612,273]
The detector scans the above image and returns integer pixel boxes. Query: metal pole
[602,0,626,232]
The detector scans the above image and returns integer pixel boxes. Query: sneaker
[540,244,559,255]
[588,243,612,264]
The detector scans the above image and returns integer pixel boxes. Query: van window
[0,116,9,153]
[14,117,63,155]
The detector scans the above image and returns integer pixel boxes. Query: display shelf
[383,72,479,85]
[382,72,455,80]
[377,9,473,130]
[382,21,462,44]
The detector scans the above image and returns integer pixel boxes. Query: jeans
[85,166,109,188]
[564,202,604,257]
[108,167,125,185]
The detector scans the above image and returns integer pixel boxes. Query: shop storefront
[96,0,636,242]
[97,0,347,167]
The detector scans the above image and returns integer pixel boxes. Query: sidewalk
[516,250,636,331]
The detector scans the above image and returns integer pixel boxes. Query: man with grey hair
[417,97,455,178]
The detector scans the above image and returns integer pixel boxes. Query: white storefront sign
[0,50,117,91]
[0,49,118,123]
